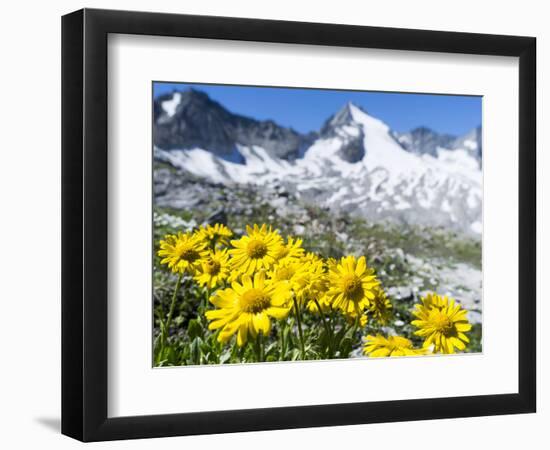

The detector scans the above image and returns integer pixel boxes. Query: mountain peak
[179,88,224,110]
[344,100,359,111]
[410,126,435,135]
[181,88,224,106]
[321,101,363,134]
[396,125,482,163]
[316,102,367,163]
[153,88,311,161]
[154,88,222,120]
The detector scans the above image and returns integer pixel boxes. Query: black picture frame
[61,8,536,442]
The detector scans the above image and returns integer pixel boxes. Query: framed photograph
[62,8,536,442]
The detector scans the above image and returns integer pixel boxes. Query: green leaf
[219,350,232,364]
[290,348,301,361]
[265,342,277,356]
[188,319,203,340]
[190,337,203,364]
[338,337,353,358]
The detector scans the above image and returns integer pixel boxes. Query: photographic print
[152,82,482,366]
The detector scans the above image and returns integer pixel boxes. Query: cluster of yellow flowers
[158,223,472,358]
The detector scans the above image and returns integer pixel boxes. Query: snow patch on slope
[161,92,182,117]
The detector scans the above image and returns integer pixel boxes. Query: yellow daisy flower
[302,252,323,265]
[197,223,233,248]
[306,292,333,314]
[325,257,338,271]
[368,286,393,325]
[158,232,208,274]
[411,293,472,354]
[194,248,230,289]
[293,258,328,306]
[267,258,307,286]
[274,236,305,262]
[229,224,283,275]
[419,291,447,310]
[327,255,379,315]
[205,272,291,346]
[344,310,368,327]
[364,334,427,357]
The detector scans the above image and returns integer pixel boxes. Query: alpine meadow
[152,83,482,366]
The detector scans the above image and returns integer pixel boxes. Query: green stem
[293,298,306,359]
[352,314,360,337]
[314,299,333,358]
[161,272,183,355]
[258,332,265,362]
[329,309,336,337]
[279,321,286,361]
[202,286,210,314]
[349,314,360,352]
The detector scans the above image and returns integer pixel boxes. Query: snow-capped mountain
[451,125,482,163]
[395,125,482,166]
[154,90,482,236]
[154,88,315,162]
[395,127,456,157]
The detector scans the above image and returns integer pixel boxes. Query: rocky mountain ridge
[153,89,482,236]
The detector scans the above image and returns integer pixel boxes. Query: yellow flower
[194,248,230,289]
[302,252,323,265]
[158,232,208,274]
[327,255,379,315]
[274,236,305,262]
[267,258,307,285]
[344,310,368,327]
[293,257,327,306]
[419,291,447,310]
[325,257,337,271]
[205,272,291,346]
[306,295,332,314]
[197,223,233,248]
[229,224,283,274]
[364,334,427,357]
[411,293,472,354]
[368,286,393,324]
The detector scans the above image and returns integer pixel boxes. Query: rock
[206,209,227,225]
[269,197,288,209]
[467,310,482,324]
[293,224,306,235]
[336,231,349,242]
[387,286,413,301]
[394,248,405,260]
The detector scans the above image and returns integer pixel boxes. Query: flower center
[247,239,268,259]
[240,288,271,313]
[341,274,363,301]
[431,311,452,333]
[177,243,200,263]
[204,259,221,275]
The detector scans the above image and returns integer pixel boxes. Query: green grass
[349,219,481,269]
[152,181,482,364]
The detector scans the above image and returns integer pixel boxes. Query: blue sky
[153,82,481,136]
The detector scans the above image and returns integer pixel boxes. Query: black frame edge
[90,393,530,441]
[61,8,537,442]
[517,37,537,413]
[61,9,85,441]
